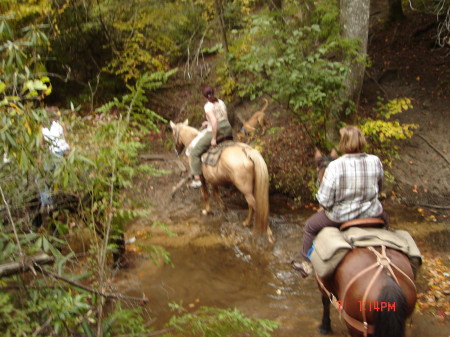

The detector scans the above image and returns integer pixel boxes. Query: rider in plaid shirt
[292,126,389,278]
[317,152,384,222]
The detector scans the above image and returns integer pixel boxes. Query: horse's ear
[183,119,189,126]
[169,121,176,130]
[330,148,338,159]
[314,148,323,161]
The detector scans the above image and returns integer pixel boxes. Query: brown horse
[313,150,417,337]
[169,119,272,242]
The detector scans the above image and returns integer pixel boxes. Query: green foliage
[228,2,357,143]
[359,97,418,171]
[167,304,280,337]
[97,0,206,82]
[0,284,93,336]
[96,70,176,133]
[0,12,173,336]
[67,72,175,265]
[0,292,31,337]
[80,302,151,337]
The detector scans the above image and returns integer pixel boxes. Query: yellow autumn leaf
[9,102,23,114]
[24,121,32,135]
[45,85,52,96]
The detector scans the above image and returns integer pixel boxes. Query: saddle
[310,218,422,278]
[339,217,385,231]
[200,137,235,166]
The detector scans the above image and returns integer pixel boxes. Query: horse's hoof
[202,209,208,215]
[267,228,274,244]
[319,326,332,335]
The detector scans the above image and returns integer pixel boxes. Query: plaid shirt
[317,153,384,222]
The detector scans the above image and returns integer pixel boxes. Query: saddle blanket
[185,130,237,167]
[310,226,422,278]
[201,140,236,166]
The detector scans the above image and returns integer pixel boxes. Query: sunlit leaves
[359,97,418,171]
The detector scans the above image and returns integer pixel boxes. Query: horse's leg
[319,295,332,334]
[242,193,255,227]
[211,186,226,211]
[200,176,211,215]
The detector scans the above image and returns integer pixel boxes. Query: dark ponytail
[202,85,218,103]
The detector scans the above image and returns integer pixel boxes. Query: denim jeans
[36,150,66,207]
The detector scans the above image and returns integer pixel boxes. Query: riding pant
[189,120,232,176]
[301,209,390,260]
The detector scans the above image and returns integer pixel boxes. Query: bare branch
[0,183,23,257]
[40,268,149,303]
[416,133,450,166]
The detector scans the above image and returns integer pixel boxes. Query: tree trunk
[388,0,405,22]
[340,0,370,107]
[327,0,370,138]
[214,0,229,54]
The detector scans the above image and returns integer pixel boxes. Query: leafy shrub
[167,304,280,337]
[227,3,358,145]
[359,97,418,173]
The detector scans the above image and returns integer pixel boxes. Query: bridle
[173,126,185,156]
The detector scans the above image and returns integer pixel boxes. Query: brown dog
[236,98,269,141]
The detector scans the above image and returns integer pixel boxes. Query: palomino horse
[313,149,417,337]
[169,119,272,242]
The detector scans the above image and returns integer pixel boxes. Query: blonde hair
[338,125,366,154]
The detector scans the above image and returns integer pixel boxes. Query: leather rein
[316,245,416,337]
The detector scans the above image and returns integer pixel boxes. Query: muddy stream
[111,161,449,337]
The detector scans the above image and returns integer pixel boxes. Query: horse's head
[169,119,200,155]
[314,148,338,185]
[169,119,189,155]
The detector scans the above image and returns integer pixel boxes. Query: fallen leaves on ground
[416,253,450,322]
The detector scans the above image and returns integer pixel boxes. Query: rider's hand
[211,138,217,147]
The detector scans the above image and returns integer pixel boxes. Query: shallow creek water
[113,195,449,337]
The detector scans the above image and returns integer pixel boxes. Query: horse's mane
[316,156,335,169]
[178,123,199,135]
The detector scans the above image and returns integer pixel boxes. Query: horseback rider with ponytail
[188,85,233,188]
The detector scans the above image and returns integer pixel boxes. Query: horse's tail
[261,98,269,112]
[373,276,408,337]
[247,149,269,234]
